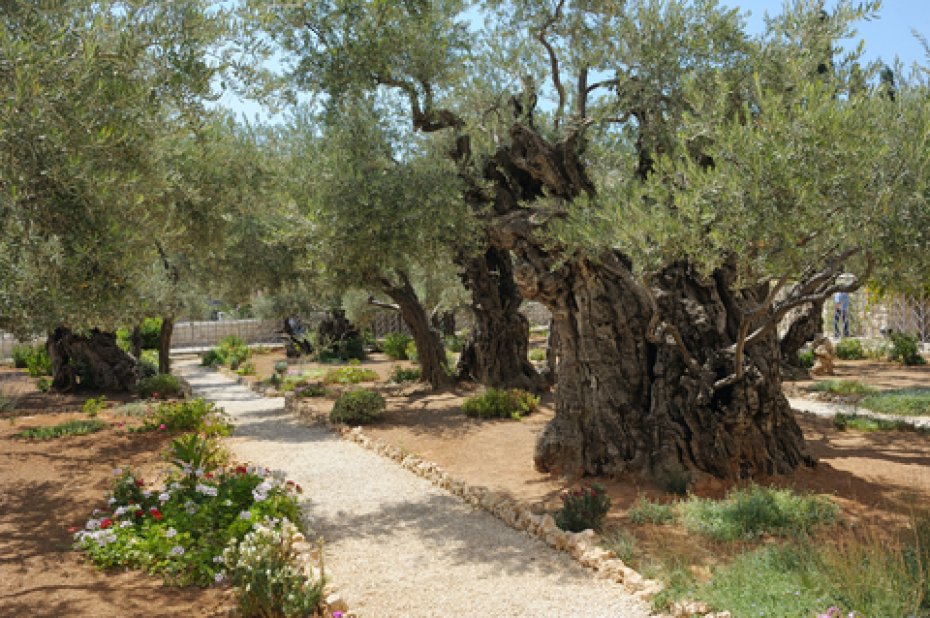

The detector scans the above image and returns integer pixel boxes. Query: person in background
[834,291,851,338]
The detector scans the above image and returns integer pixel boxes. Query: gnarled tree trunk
[382,277,453,389]
[47,327,138,391]
[780,297,825,372]
[158,315,174,375]
[456,246,546,392]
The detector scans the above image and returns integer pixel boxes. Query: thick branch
[536,0,566,131]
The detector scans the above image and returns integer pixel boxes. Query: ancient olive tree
[250,0,928,480]
[284,102,474,388]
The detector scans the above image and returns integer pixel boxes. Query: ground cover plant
[15,419,108,440]
[807,379,877,397]
[321,365,379,385]
[860,388,930,417]
[381,333,412,361]
[389,366,421,383]
[201,336,251,370]
[833,412,928,434]
[554,484,611,532]
[835,339,866,360]
[888,332,927,365]
[330,389,385,424]
[461,388,539,420]
[132,399,230,435]
[137,373,181,399]
[627,496,676,525]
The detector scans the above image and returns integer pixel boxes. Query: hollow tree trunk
[382,278,453,389]
[779,297,825,369]
[130,325,142,360]
[158,316,174,375]
[456,247,546,392]
[47,327,138,391]
[544,318,559,385]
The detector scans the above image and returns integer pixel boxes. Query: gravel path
[788,397,930,429]
[174,359,651,618]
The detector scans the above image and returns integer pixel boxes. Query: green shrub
[461,388,539,420]
[83,395,106,418]
[389,366,421,383]
[679,484,839,542]
[11,344,37,369]
[654,463,691,495]
[16,419,107,440]
[628,496,676,525]
[201,348,226,367]
[528,348,546,362]
[807,379,878,397]
[833,412,925,433]
[138,349,159,378]
[835,338,866,360]
[888,332,926,365]
[554,483,611,532]
[404,340,418,362]
[36,377,51,392]
[860,388,930,417]
[135,399,229,435]
[294,384,328,398]
[139,317,163,350]
[201,336,251,370]
[382,332,412,360]
[223,517,325,617]
[330,389,385,424]
[444,335,464,353]
[24,346,51,377]
[167,433,224,472]
[138,373,181,399]
[322,365,379,385]
[798,350,815,369]
[235,362,256,376]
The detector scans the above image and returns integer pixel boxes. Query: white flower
[112,467,122,476]
[165,527,177,538]
[107,497,117,506]
[85,519,100,530]
[158,492,171,503]
[239,510,252,520]
[170,482,182,490]
[195,468,204,477]
[120,521,133,528]
[142,490,152,499]
[213,555,224,564]
[214,572,225,583]
[170,545,185,557]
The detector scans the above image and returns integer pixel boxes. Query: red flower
[100,518,113,529]
[235,465,248,475]
[135,479,144,487]
[295,484,303,494]
[149,508,162,520]
[67,526,78,534]
[135,510,144,518]
[205,472,214,479]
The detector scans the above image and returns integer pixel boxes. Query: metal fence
[822,292,930,343]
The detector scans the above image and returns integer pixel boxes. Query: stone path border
[788,396,930,429]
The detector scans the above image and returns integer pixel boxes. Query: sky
[222,0,928,123]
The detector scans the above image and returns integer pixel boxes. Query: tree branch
[536,0,566,131]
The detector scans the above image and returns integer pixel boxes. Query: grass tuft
[16,419,108,440]
[860,388,930,417]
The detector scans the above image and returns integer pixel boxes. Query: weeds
[16,419,107,440]
[860,388,930,417]
[628,496,677,525]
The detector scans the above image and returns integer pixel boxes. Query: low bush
[201,335,251,370]
[888,332,926,366]
[23,346,51,377]
[389,366,421,383]
[860,388,930,417]
[528,348,546,362]
[135,399,230,435]
[554,483,611,532]
[83,395,106,418]
[36,377,51,392]
[404,340,418,363]
[330,389,385,425]
[235,362,256,376]
[167,433,225,473]
[833,412,925,433]
[461,388,539,420]
[835,338,866,360]
[798,350,815,369]
[16,419,107,440]
[382,333,412,360]
[322,365,379,385]
[295,384,329,398]
[807,379,877,397]
[137,373,182,399]
[679,484,838,542]
[138,350,159,378]
[11,344,37,369]
[628,496,676,525]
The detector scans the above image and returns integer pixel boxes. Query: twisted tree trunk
[158,315,174,375]
[382,277,453,389]
[780,297,825,370]
[47,327,138,391]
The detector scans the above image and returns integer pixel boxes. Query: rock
[811,336,835,376]
[539,514,558,535]
[671,600,710,617]
[620,566,644,590]
[324,592,348,614]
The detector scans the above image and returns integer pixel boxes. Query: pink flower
[100,518,113,529]
[151,392,160,399]
[158,423,167,431]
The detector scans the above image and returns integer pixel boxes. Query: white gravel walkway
[174,358,651,618]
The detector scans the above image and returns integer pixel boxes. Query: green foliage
[201,348,226,367]
[654,463,691,495]
[321,366,379,385]
[807,380,878,397]
[443,335,463,353]
[860,388,930,417]
[35,377,51,392]
[833,412,926,434]
[835,338,866,360]
[135,399,229,435]
[888,332,926,365]
[628,497,676,525]
[382,333,413,360]
[294,384,328,398]
[223,517,325,617]
[75,464,306,588]
[389,366,421,383]
[404,340,418,363]
[202,336,252,370]
[330,389,385,425]
[21,346,51,377]
[11,344,39,369]
[461,388,539,420]
[798,350,815,369]
[16,419,107,440]
[167,433,224,473]
[83,396,107,418]
[528,348,546,362]
[679,485,839,542]
[138,374,182,399]
[235,362,257,376]
[601,528,638,565]
[119,318,163,351]
[554,484,611,533]
[138,350,159,379]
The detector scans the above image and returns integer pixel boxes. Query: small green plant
[404,340,418,362]
[16,419,107,440]
[389,365,421,383]
[167,433,223,472]
[461,388,539,420]
[528,348,546,362]
[201,348,226,367]
[443,335,464,353]
[24,346,52,377]
[833,412,925,433]
[273,360,289,375]
[798,350,815,369]
[83,395,106,418]
[137,373,181,399]
[835,338,866,360]
[201,335,251,370]
[382,332,412,360]
[295,384,328,398]
[223,517,325,617]
[679,484,839,542]
[888,332,926,365]
[601,528,638,564]
[36,377,51,392]
[860,388,930,417]
[322,365,379,385]
[554,483,611,532]
[628,496,676,525]
[235,361,256,376]
[11,344,36,368]
[135,399,230,435]
[807,379,878,397]
[330,389,386,424]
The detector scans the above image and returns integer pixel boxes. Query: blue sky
[222,1,927,122]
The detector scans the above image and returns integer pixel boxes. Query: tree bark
[130,325,142,360]
[456,247,546,392]
[382,277,453,389]
[47,327,138,391]
[780,297,825,371]
[158,315,174,375]
[544,317,559,385]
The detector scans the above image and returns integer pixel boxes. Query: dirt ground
[0,370,231,617]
